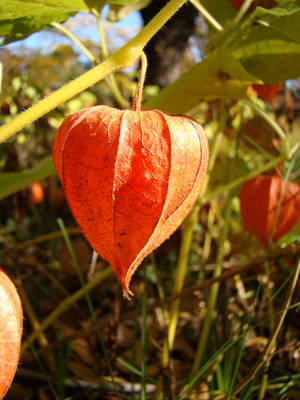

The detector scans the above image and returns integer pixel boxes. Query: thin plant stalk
[234,0,255,24]
[191,196,232,375]
[17,281,56,374]
[51,22,98,64]
[141,269,148,400]
[57,219,117,387]
[92,7,129,108]
[52,21,128,108]
[231,257,300,398]
[21,266,112,354]
[0,0,187,143]
[161,102,226,371]
[189,0,223,31]
[243,99,289,157]
[202,154,284,204]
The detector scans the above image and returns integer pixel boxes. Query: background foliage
[0,0,300,399]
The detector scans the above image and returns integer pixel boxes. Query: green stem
[232,257,300,398]
[132,51,148,111]
[141,269,148,400]
[93,8,109,59]
[234,0,254,24]
[51,22,98,64]
[0,0,186,143]
[92,7,128,108]
[162,103,226,369]
[243,99,289,157]
[189,0,223,31]
[202,154,285,204]
[191,197,232,375]
[165,205,200,360]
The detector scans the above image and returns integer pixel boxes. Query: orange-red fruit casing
[0,269,23,399]
[240,174,300,247]
[252,84,283,104]
[231,0,244,10]
[52,106,209,293]
[30,181,44,205]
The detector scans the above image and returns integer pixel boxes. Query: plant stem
[0,227,80,255]
[51,22,98,64]
[258,265,275,400]
[231,257,300,398]
[20,266,112,354]
[202,154,284,204]
[162,102,225,370]
[191,197,232,375]
[0,0,187,143]
[141,269,148,400]
[17,281,55,373]
[88,250,99,281]
[132,52,148,111]
[91,7,128,108]
[189,0,223,31]
[243,99,289,157]
[234,0,255,24]
[165,205,200,362]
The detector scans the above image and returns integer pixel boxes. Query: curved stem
[51,22,98,64]
[243,99,289,157]
[0,0,187,143]
[189,0,223,31]
[202,154,285,204]
[132,51,148,111]
[92,7,128,108]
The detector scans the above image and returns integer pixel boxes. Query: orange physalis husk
[240,174,300,247]
[52,106,209,294]
[252,84,283,104]
[0,268,23,399]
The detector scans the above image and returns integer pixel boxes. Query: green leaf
[108,0,143,4]
[144,52,259,114]
[0,156,55,200]
[211,2,300,83]
[0,0,90,44]
[108,0,150,22]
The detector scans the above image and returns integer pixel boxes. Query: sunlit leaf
[144,52,259,114]
[0,0,89,44]
[211,1,300,82]
[108,0,150,22]
[0,156,54,200]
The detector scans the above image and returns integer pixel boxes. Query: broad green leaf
[84,0,139,8]
[0,0,90,44]
[200,0,236,25]
[144,52,259,114]
[211,2,300,82]
[0,156,55,200]
[108,0,144,4]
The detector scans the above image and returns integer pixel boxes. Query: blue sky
[6,8,143,63]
